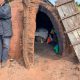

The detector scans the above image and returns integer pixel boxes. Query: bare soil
[0,1,79,80]
[0,43,80,80]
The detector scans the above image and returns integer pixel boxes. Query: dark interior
[35,10,59,54]
[36,10,53,33]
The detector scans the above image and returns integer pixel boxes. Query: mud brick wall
[23,1,39,67]
[9,0,65,68]
[23,0,65,68]
[9,0,23,59]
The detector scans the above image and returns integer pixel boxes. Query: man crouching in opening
[0,0,12,68]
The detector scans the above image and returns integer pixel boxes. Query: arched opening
[35,8,62,56]
[36,11,53,33]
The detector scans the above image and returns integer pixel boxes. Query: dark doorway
[36,10,53,33]
[35,10,60,55]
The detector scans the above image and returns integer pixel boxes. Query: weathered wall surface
[9,0,23,59]
[23,0,39,67]
[8,0,65,68]
[23,0,65,67]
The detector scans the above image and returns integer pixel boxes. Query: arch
[23,1,65,67]
[36,4,65,54]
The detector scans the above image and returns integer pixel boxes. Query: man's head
[0,0,4,5]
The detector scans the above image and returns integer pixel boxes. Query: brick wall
[9,0,23,59]
[9,0,65,68]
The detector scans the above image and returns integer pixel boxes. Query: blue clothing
[0,2,12,37]
[0,35,10,62]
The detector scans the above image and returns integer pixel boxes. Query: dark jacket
[0,2,12,37]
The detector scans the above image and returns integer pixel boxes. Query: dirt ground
[0,43,80,80]
[0,1,79,80]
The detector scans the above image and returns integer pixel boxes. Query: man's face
[0,0,4,5]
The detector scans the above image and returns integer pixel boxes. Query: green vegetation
[77,6,80,11]
[76,2,80,11]
[76,5,80,11]
[76,2,80,6]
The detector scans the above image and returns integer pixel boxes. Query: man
[0,0,12,68]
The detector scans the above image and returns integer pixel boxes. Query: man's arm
[0,3,11,19]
